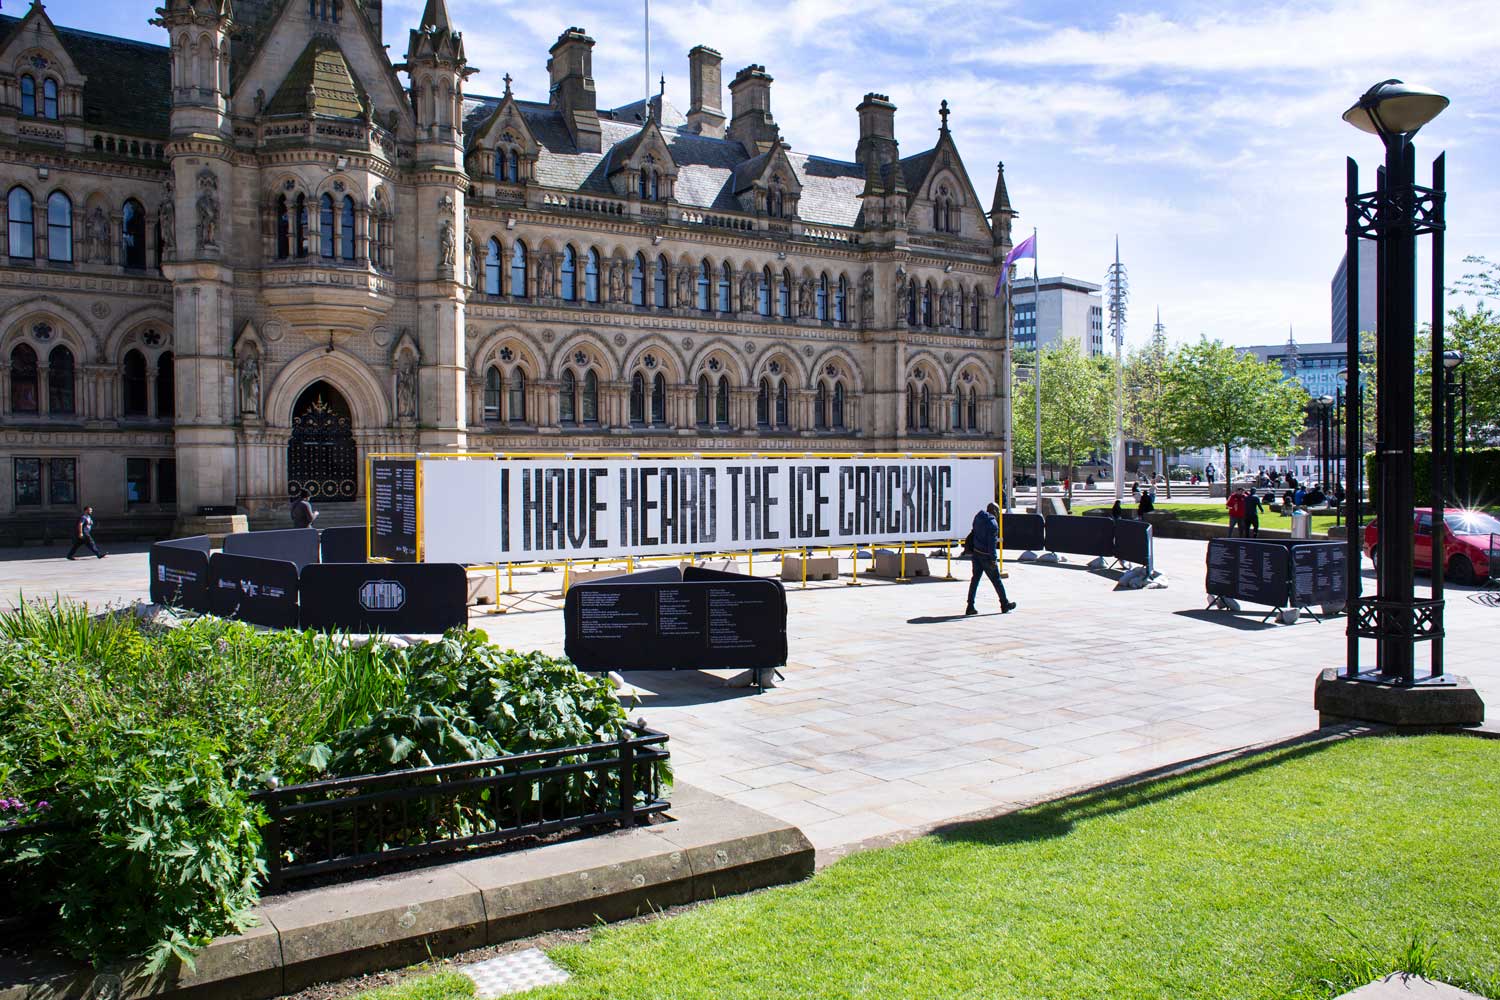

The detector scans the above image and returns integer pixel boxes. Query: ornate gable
[731,140,801,218]
[606,118,679,199]
[466,79,540,182]
[0,3,87,125]
[905,105,992,241]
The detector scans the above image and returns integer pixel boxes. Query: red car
[1363,508,1500,585]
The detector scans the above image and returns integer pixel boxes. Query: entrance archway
[287,380,357,503]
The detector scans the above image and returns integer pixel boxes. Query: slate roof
[0,14,171,137]
[462,93,882,228]
[265,38,369,119]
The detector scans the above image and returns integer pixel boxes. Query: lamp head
[1318,394,1334,406]
[1337,367,1348,381]
[1343,79,1449,139]
[1443,349,1463,370]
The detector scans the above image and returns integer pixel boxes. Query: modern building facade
[1331,242,1377,344]
[1010,276,1103,356]
[0,0,1013,536]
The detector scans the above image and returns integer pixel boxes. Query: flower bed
[0,602,669,972]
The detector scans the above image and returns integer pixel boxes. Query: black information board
[1205,539,1289,607]
[1002,512,1045,551]
[370,459,418,562]
[149,536,212,611]
[207,553,300,629]
[1114,520,1153,571]
[1043,514,1116,558]
[320,525,367,564]
[1206,538,1238,596]
[1291,543,1347,607]
[298,562,467,633]
[564,568,787,672]
[223,527,320,571]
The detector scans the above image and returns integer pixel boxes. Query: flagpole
[1033,227,1041,512]
[1003,277,1014,511]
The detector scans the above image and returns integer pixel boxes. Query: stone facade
[0,0,1016,535]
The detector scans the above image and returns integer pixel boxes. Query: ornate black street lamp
[1342,79,1448,685]
[1442,349,1466,506]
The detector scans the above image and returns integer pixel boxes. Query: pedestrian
[1244,488,1262,537]
[1206,464,1216,487]
[66,506,105,560]
[1226,487,1245,537]
[1137,489,1155,517]
[291,495,318,529]
[1111,499,1123,519]
[1086,474,1095,490]
[965,502,1016,616]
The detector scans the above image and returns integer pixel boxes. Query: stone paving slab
[1339,974,1488,1000]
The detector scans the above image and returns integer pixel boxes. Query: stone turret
[727,64,779,155]
[547,27,602,153]
[686,45,725,138]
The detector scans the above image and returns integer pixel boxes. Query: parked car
[1362,508,1500,585]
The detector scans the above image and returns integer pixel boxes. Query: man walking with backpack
[965,502,1016,616]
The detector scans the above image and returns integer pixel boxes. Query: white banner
[416,457,996,564]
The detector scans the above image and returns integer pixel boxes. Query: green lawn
[1151,502,1345,536]
[365,736,1499,1000]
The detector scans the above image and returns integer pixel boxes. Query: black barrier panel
[1043,514,1115,558]
[370,459,419,562]
[298,562,468,633]
[208,553,300,629]
[149,536,212,611]
[565,568,787,672]
[224,527,321,571]
[1002,512,1045,551]
[319,525,367,564]
[1206,539,1290,608]
[1114,520,1153,572]
[1291,543,1347,607]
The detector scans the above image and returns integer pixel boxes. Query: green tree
[1125,335,1179,497]
[1163,337,1308,483]
[1040,340,1114,504]
[1414,305,1500,442]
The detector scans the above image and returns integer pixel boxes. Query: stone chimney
[547,27,601,153]
[727,64,779,154]
[855,93,899,172]
[686,45,725,138]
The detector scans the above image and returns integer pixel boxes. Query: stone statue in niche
[237,346,260,416]
[939,289,953,327]
[798,280,813,317]
[195,170,219,249]
[157,181,175,256]
[739,271,755,312]
[674,265,690,305]
[859,269,874,323]
[463,229,476,285]
[85,207,109,263]
[438,218,456,270]
[892,272,908,318]
[607,259,624,301]
[395,355,418,419]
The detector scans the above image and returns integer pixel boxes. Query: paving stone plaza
[6,535,1495,861]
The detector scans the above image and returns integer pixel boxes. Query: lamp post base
[1313,668,1484,728]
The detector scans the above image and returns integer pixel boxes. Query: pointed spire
[989,160,1013,217]
[419,0,452,33]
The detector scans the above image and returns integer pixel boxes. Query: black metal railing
[250,723,671,891]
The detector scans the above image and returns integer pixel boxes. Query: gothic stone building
[0,0,1017,537]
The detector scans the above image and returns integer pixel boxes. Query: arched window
[9,344,38,413]
[275,195,291,259]
[653,254,668,307]
[510,240,528,298]
[485,238,502,295]
[507,368,526,422]
[631,253,645,305]
[560,369,577,424]
[483,365,502,420]
[777,269,790,318]
[122,199,146,268]
[46,192,71,263]
[758,268,771,316]
[717,262,731,312]
[906,281,917,325]
[951,390,963,430]
[498,147,520,184]
[756,378,770,428]
[696,260,711,312]
[20,76,35,118]
[905,384,916,431]
[156,351,174,418]
[294,194,309,257]
[340,195,356,260]
[629,372,646,425]
[775,379,788,428]
[816,273,829,321]
[921,282,933,326]
[956,288,968,331]
[974,292,986,331]
[832,380,845,430]
[814,382,828,430]
[715,375,730,427]
[967,387,978,431]
[560,245,577,302]
[651,371,666,425]
[651,171,660,201]
[835,276,847,323]
[123,349,149,416]
[582,370,599,424]
[696,375,710,426]
[919,384,931,429]
[319,194,335,258]
[584,248,600,303]
[8,187,34,260]
[637,170,648,200]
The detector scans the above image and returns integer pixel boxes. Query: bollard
[848,545,861,586]
[898,540,909,582]
[801,548,808,590]
[492,564,506,614]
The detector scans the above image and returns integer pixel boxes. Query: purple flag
[994,233,1037,296]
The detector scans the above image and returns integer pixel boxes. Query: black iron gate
[287,382,357,503]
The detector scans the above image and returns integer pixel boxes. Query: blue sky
[56,0,1500,350]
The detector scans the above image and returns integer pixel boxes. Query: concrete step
[247,503,365,532]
